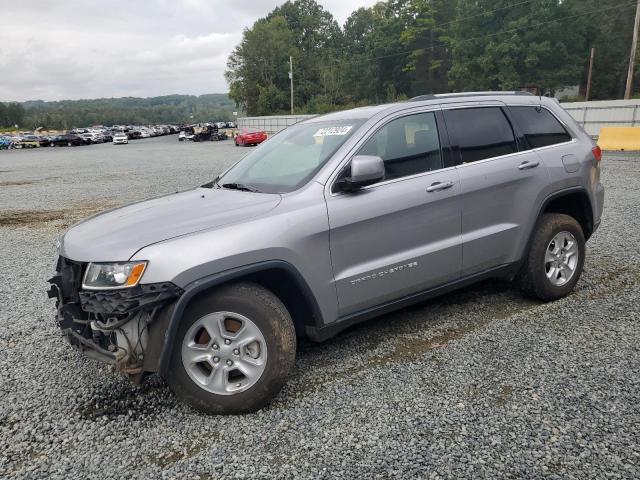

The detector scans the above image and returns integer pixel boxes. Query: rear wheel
[167,283,296,414]
[518,213,585,301]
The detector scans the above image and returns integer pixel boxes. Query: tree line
[226,0,639,116]
[0,94,235,130]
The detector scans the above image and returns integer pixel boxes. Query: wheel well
[187,268,317,337]
[543,191,594,239]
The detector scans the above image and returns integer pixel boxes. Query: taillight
[592,146,602,162]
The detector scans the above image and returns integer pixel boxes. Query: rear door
[443,105,550,276]
[325,109,463,317]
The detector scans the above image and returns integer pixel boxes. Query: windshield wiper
[220,182,260,193]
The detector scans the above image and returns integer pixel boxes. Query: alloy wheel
[544,231,579,287]
[181,311,267,395]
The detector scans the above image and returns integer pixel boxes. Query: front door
[325,111,463,317]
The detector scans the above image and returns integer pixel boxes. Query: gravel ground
[0,138,639,479]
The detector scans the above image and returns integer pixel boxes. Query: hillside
[0,94,236,129]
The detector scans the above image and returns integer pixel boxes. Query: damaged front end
[47,257,183,382]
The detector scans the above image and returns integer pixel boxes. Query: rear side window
[509,106,572,148]
[357,112,442,181]
[444,107,517,163]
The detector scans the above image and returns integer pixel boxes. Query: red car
[235,127,267,146]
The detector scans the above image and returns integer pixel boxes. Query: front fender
[155,260,324,376]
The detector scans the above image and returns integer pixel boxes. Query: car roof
[302,91,538,124]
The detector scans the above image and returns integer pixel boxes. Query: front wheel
[167,283,296,414]
[518,213,586,301]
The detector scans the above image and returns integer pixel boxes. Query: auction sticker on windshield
[314,126,352,137]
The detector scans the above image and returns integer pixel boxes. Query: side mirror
[338,155,385,192]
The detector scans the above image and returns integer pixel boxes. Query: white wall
[240,100,640,138]
[237,115,316,134]
[561,99,640,137]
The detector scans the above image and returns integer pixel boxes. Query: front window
[357,112,443,181]
[218,120,364,193]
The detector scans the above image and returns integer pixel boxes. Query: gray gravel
[0,138,639,479]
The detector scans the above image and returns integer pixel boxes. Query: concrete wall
[561,99,640,137]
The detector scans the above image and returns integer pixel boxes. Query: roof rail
[409,91,534,102]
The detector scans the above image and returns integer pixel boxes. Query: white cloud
[0,0,378,101]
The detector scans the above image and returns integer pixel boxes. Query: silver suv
[48,92,605,414]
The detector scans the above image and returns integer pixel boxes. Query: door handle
[426,181,454,193]
[518,160,540,170]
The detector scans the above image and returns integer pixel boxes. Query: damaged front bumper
[48,257,183,378]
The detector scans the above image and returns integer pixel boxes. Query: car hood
[60,188,282,262]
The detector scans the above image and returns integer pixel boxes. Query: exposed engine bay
[47,257,183,381]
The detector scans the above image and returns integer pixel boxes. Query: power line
[430,0,538,30]
[333,0,638,68]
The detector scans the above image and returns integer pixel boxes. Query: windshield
[218,119,364,194]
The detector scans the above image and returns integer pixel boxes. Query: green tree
[226,16,296,115]
[400,0,457,95]
[448,0,583,93]
[564,0,636,99]
[0,102,7,127]
[6,102,25,127]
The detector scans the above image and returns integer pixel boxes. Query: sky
[0,0,379,102]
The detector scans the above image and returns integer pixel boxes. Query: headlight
[82,261,147,290]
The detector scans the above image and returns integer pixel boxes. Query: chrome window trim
[452,138,577,170]
[329,165,458,197]
[454,149,531,170]
[530,138,577,152]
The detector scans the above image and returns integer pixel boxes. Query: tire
[518,213,586,301]
[167,282,296,415]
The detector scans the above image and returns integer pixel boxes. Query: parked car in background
[226,121,236,128]
[16,135,41,148]
[79,133,94,145]
[50,134,84,147]
[37,136,52,147]
[0,135,14,149]
[102,132,113,143]
[113,132,129,145]
[179,126,196,141]
[234,127,267,146]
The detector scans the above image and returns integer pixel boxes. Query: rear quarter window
[509,106,572,148]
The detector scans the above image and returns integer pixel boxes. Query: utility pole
[289,56,294,115]
[585,47,595,101]
[625,0,640,99]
